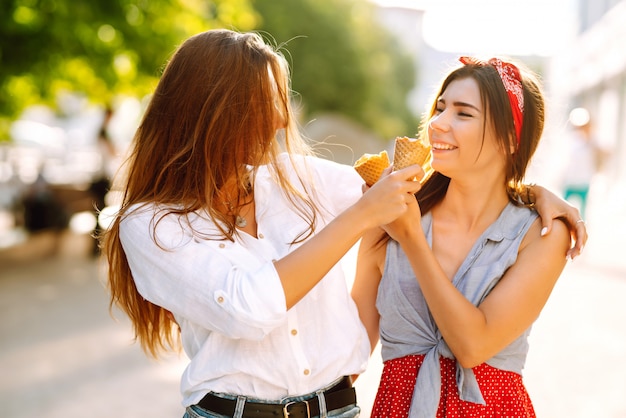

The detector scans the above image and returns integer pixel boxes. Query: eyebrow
[437,97,481,112]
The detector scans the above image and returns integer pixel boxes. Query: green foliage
[0,0,418,142]
[0,0,259,140]
[253,0,418,140]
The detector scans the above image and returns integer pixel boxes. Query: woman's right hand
[274,164,422,309]
[356,164,424,228]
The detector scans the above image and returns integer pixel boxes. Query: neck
[436,177,509,233]
[217,171,252,202]
[214,173,254,229]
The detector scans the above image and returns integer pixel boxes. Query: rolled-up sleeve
[119,209,287,340]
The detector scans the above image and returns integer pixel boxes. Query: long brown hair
[416,58,545,214]
[103,29,319,357]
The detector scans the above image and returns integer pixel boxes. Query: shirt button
[219,243,225,249]
[217,296,224,303]
[258,233,264,239]
[291,329,298,336]
[303,369,310,376]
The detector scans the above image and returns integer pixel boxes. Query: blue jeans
[183,381,360,418]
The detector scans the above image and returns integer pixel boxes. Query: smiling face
[427,77,507,182]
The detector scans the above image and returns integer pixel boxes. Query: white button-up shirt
[119,154,370,406]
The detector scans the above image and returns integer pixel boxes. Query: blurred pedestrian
[90,105,116,255]
[561,108,605,220]
[353,57,577,418]
[21,168,67,235]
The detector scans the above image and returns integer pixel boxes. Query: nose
[428,113,448,133]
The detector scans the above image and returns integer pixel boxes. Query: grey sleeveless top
[376,202,538,418]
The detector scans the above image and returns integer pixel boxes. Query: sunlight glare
[372,0,578,56]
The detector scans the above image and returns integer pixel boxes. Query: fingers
[540,218,552,237]
[536,200,588,261]
[389,164,424,193]
[394,163,427,184]
[567,219,588,260]
[561,205,588,260]
[371,165,421,193]
[542,215,587,260]
[366,164,423,192]
[360,164,423,227]
[576,220,588,247]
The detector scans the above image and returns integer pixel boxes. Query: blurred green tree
[0,0,259,140]
[0,0,417,142]
[254,0,418,140]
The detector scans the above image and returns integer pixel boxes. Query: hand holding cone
[392,136,434,184]
[353,137,434,185]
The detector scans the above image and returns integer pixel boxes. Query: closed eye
[454,99,480,117]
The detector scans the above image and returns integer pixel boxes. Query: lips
[431,142,457,150]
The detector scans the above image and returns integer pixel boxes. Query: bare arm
[275,165,422,310]
[351,228,387,353]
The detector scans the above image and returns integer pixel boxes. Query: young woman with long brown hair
[353,57,578,418]
[104,28,425,418]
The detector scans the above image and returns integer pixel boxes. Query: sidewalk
[0,232,187,418]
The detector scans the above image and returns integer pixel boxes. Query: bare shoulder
[521,216,570,255]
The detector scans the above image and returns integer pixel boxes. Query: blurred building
[373,0,625,201]
[548,0,626,190]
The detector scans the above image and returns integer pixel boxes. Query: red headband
[459,56,524,147]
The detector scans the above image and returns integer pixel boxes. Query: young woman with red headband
[353,57,571,417]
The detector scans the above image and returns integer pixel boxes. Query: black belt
[196,376,355,418]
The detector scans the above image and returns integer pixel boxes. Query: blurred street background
[1,0,626,417]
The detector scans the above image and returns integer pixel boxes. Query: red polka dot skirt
[371,354,536,418]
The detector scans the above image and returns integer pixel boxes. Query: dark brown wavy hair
[416,58,545,214]
[103,29,320,357]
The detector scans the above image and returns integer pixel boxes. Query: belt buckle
[282,400,310,418]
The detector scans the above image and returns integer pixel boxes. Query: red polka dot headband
[459,56,524,147]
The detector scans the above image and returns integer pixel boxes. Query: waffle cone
[393,136,434,183]
[353,150,390,186]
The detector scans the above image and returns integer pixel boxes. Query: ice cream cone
[353,150,390,186]
[393,136,434,184]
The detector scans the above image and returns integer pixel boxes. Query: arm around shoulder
[527,184,587,259]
